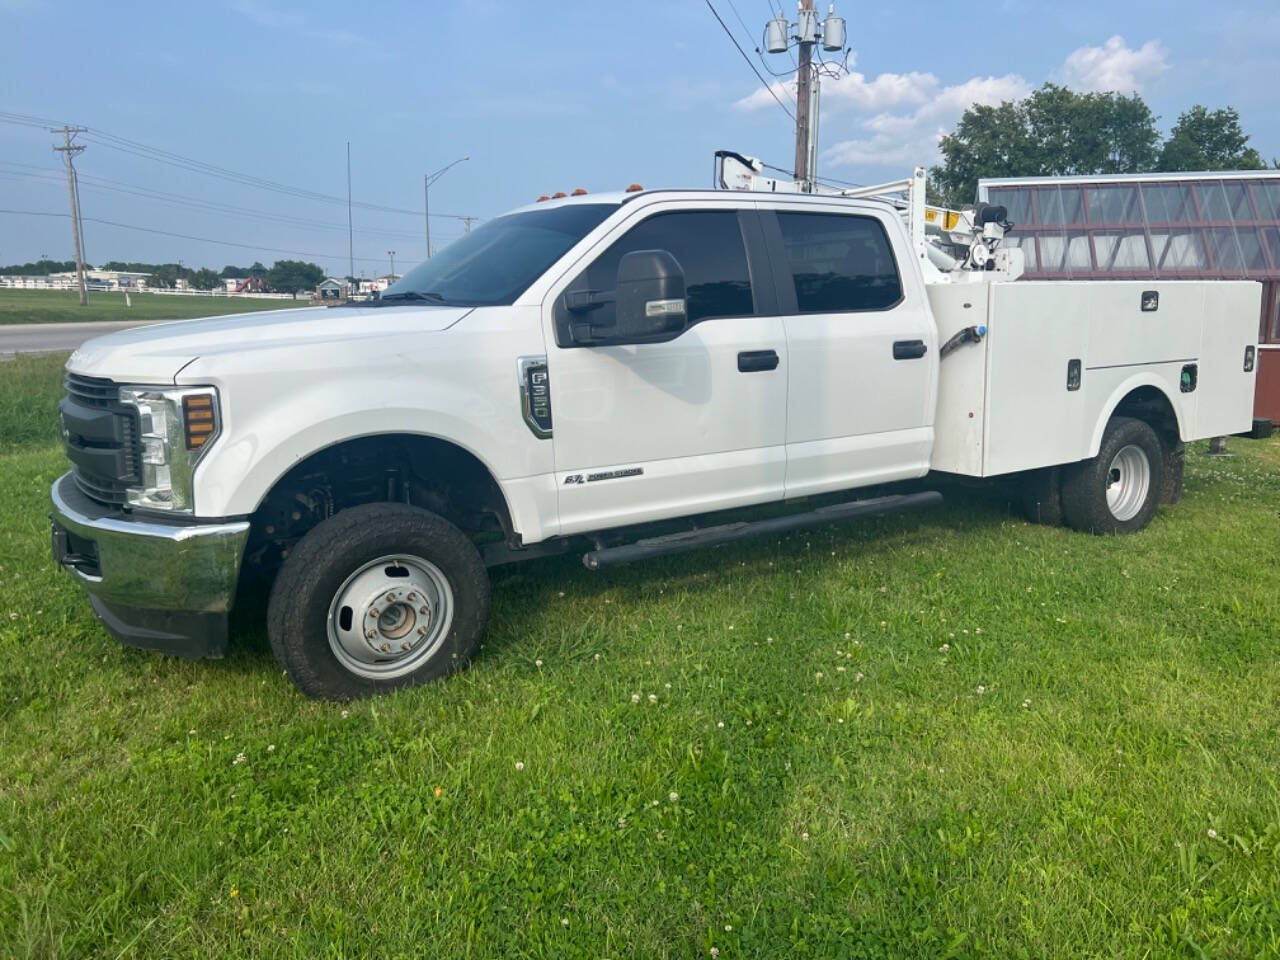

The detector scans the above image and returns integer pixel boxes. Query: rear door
[542,203,789,535]
[760,205,936,498]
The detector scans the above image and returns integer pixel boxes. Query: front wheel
[1060,416,1165,535]
[267,503,490,700]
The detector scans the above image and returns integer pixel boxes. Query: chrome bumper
[50,472,250,657]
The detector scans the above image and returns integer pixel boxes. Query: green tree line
[930,85,1275,207]
[0,258,324,296]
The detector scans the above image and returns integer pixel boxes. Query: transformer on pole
[761,2,848,192]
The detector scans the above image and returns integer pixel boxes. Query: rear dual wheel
[1060,416,1164,535]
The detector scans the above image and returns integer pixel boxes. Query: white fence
[0,277,295,299]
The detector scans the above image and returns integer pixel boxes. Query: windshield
[382,203,615,306]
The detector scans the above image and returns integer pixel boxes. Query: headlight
[118,386,221,513]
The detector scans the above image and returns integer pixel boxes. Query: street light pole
[423,156,469,257]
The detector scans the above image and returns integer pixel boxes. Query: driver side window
[557,209,755,343]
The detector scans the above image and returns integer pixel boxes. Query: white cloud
[1060,36,1168,93]
[228,0,376,48]
[734,36,1168,176]
[821,73,1030,170]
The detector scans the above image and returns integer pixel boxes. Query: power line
[0,162,434,242]
[0,208,431,266]
[0,111,480,223]
[702,0,794,122]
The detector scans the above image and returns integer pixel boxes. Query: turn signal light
[183,393,217,450]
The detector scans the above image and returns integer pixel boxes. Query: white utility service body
[50,167,1262,698]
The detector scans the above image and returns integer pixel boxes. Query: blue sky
[1,0,1277,278]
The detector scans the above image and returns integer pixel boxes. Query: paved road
[0,320,161,355]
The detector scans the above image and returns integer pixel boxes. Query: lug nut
[417,626,428,636]
[401,641,411,651]
[369,608,380,618]
[419,606,429,615]
[407,592,418,602]
[380,642,391,653]
[365,629,376,639]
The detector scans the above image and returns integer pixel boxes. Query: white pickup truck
[51,165,1262,699]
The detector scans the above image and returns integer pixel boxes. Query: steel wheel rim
[1105,444,1151,522]
[326,553,455,680]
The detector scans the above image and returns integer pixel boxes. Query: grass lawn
[2,352,1279,957]
[0,288,302,325]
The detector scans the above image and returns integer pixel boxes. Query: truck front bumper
[49,472,251,659]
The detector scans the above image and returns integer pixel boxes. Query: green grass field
[2,352,1278,957]
[0,288,302,325]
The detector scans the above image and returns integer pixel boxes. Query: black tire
[1061,416,1164,535]
[1019,467,1065,526]
[267,503,489,700]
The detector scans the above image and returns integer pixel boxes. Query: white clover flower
[340,710,349,719]
[617,817,627,828]
[855,672,864,682]
[669,792,679,802]
[976,685,986,695]
[801,831,809,841]
[1022,699,1031,708]
[594,653,601,661]
[233,752,246,765]
[724,924,733,931]
[535,659,543,668]
[716,721,724,729]
[939,643,950,653]
[267,744,275,752]
[561,917,569,927]
[631,693,641,704]
[188,729,196,736]
[515,761,525,771]
[1208,828,1218,840]
[652,799,660,806]
[648,693,658,703]
[710,948,720,958]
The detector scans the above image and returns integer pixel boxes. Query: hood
[66,303,474,383]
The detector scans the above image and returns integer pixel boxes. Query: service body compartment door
[1195,281,1262,438]
[982,283,1091,476]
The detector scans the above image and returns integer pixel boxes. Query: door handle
[738,349,780,372]
[893,339,927,360]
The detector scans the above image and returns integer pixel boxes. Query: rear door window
[776,212,903,312]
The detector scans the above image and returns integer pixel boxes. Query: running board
[581,491,943,570]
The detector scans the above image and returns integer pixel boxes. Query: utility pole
[388,250,396,278]
[51,126,89,305]
[793,0,816,191]
[462,216,476,235]
[764,3,845,192]
[346,142,355,284]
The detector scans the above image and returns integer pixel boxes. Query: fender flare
[1087,373,1186,459]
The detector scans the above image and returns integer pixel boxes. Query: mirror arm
[564,289,615,313]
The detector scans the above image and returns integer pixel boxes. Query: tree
[265,259,324,297]
[931,84,1160,206]
[191,268,222,291]
[1158,105,1266,172]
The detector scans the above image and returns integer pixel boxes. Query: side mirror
[566,249,687,344]
[614,249,687,341]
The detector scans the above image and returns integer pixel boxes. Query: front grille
[65,372,121,408]
[61,374,141,507]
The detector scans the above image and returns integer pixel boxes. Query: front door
[759,205,936,498]
[544,205,788,536]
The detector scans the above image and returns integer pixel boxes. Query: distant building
[47,269,150,290]
[315,278,346,301]
[980,169,1280,422]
